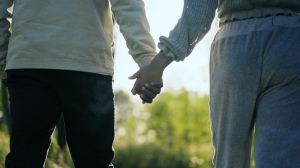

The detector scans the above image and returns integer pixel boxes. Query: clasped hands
[129,51,172,103]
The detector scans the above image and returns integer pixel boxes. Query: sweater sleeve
[110,0,157,68]
[0,0,13,65]
[158,0,218,61]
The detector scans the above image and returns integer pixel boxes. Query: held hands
[129,64,163,104]
[129,51,172,103]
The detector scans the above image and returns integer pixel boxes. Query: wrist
[150,51,172,71]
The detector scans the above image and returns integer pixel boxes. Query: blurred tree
[0,80,11,135]
[114,89,214,168]
[145,89,213,167]
[147,90,212,145]
[115,90,134,125]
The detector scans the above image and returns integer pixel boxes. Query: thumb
[128,71,140,80]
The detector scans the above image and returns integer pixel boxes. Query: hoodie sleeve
[0,0,13,65]
[110,0,157,67]
[158,0,218,61]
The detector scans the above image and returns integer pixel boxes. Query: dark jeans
[5,69,115,168]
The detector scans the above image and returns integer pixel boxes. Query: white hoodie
[0,0,156,75]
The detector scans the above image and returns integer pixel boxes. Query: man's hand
[129,51,172,103]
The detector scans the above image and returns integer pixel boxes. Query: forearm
[110,0,156,67]
[0,0,13,64]
[158,0,218,61]
[149,51,172,72]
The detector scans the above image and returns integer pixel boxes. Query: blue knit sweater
[159,0,300,61]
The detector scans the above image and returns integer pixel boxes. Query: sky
[113,0,219,96]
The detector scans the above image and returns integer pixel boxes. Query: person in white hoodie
[0,0,157,167]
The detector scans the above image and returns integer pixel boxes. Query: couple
[1,0,300,167]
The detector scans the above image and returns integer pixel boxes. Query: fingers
[149,82,163,88]
[143,84,161,95]
[140,94,153,104]
[142,86,157,99]
[128,71,140,80]
[139,82,163,104]
[144,84,161,95]
[130,70,141,95]
[131,86,137,95]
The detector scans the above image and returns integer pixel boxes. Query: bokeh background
[0,0,255,168]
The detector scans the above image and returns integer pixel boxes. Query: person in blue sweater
[131,0,300,167]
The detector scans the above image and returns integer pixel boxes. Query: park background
[0,0,255,167]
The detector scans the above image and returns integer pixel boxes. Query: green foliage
[0,131,9,168]
[0,130,74,168]
[147,89,212,145]
[45,133,74,168]
[146,89,214,167]
[113,89,214,168]
[114,143,191,168]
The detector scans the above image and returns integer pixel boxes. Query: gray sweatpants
[210,16,300,168]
